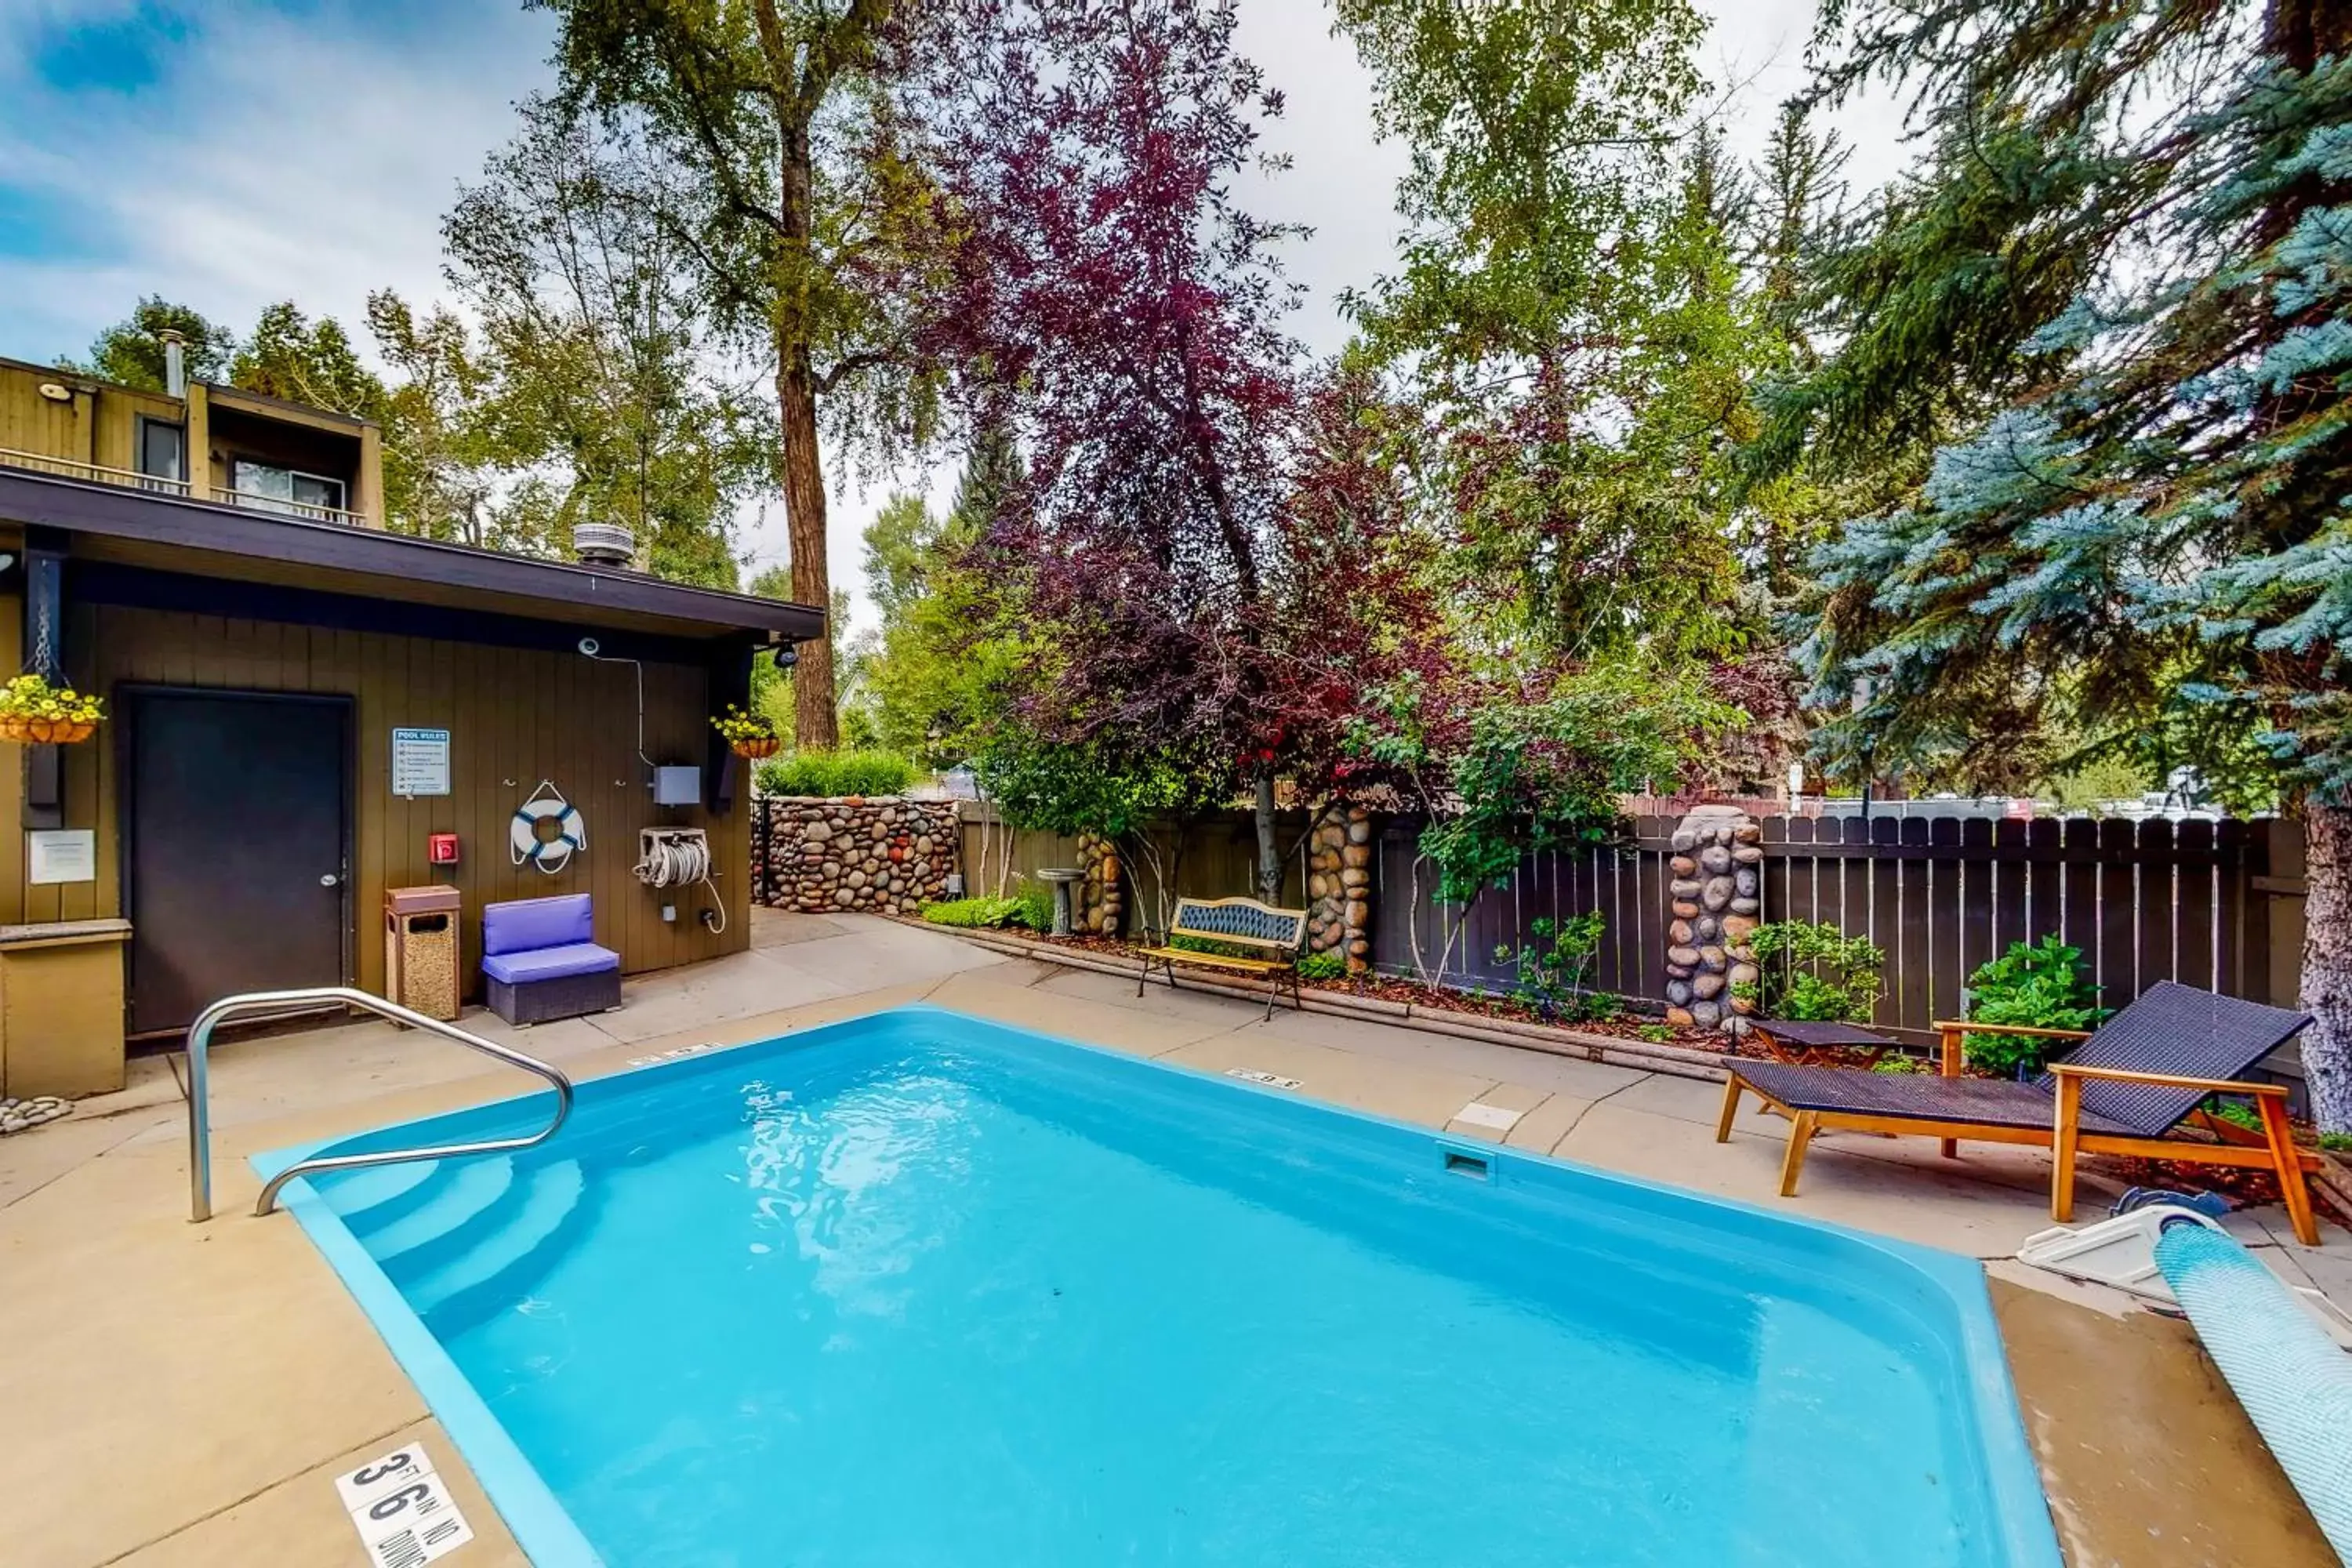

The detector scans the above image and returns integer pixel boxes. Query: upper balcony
[0,356,383,528]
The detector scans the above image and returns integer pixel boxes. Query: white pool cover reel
[2154,1218,2352,1561]
[511,781,585,874]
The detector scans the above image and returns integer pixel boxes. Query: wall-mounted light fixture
[35,383,71,403]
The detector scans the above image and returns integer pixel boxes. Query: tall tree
[916,0,1320,900]
[1775,0,2352,1125]
[533,0,946,746]
[70,297,236,390]
[230,303,389,419]
[440,97,772,587]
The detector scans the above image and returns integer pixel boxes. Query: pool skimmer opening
[1441,1145,1494,1181]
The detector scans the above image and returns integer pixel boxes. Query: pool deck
[3,908,2339,1566]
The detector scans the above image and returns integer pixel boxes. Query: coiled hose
[633,830,726,935]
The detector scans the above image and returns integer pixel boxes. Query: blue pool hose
[2152,1218,2352,1560]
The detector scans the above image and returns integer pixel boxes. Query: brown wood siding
[0,597,747,1004]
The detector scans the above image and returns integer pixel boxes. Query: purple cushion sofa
[482,894,621,1025]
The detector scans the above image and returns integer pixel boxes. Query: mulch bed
[1001,929,1733,1050]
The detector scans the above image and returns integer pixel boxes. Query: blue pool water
[266,1008,2059,1566]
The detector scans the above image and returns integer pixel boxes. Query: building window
[136,418,185,490]
[230,459,347,519]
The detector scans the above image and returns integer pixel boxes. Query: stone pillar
[1664,804,1764,1032]
[1076,829,1123,935]
[1305,803,1377,975]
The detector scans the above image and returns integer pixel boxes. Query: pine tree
[1776,1,2352,1126]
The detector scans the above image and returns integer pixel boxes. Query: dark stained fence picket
[1377,811,2304,1046]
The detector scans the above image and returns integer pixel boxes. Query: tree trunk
[775,342,839,751]
[2302,801,2352,1131]
[1254,771,1280,905]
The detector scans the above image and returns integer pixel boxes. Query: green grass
[755,749,916,798]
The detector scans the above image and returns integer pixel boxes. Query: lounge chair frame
[1718,988,2323,1245]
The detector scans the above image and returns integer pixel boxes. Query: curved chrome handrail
[184,986,575,1221]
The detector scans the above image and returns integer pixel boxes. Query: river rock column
[1304,803,1377,975]
[1076,829,1123,935]
[1664,805,1764,1033]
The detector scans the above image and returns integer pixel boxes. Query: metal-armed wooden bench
[1134,896,1308,1019]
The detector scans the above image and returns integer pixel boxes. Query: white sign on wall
[390,728,452,797]
[27,829,95,884]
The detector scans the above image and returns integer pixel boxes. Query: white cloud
[0,3,554,362]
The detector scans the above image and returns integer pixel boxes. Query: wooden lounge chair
[1134,896,1308,1020]
[1717,981,2324,1244]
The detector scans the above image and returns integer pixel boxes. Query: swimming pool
[263,1006,2060,1566]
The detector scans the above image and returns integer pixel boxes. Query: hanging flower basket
[0,674,102,745]
[711,703,780,760]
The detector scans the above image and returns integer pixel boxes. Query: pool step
[413,1160,590,1332]
[367,1157,522,1274]
[318,1160,442,1232]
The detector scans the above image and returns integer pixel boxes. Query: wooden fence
[955,806,1311,928]
[1375,813,2310,1046]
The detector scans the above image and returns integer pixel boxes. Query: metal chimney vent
[574,522,636,568]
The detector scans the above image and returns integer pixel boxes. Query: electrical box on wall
[652,766,702,806]
[426,832,460,866]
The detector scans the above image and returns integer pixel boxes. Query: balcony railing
[206,484,369,528]
[0,447,369,526]
[0,445,192,498]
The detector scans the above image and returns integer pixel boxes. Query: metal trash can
[384,885,463,1022]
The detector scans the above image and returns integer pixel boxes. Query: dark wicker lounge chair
[1718,981,2324,1244]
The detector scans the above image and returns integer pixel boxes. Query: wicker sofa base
[488,966,622,1025]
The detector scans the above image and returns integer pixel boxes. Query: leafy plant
[1636,1022,1672,1044]
[0,673,103,726]
[1872,1054,1927,1075]
[2202,1097,2263,1134]
[756,750,916,799]
[920,896,1025,929]
[1297,951,1347,982]
[1735,921,1884,1025]
[1495,912,1617,1023]
[2322,1132,2352,1155]
[1963,935,2108,1078]
[710,704,776,746]
[1009,880,1055,934]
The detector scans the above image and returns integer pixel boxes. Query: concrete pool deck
[2,908,2337,1566]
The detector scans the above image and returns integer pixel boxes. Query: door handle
[320,873,340,887]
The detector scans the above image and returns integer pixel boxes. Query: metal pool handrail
[184,986,575,1221]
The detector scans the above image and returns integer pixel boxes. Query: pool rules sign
[391,728,452,798]
[335,1443,474,1566]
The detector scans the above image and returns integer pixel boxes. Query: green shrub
[1296,951,1346,982]
[2203,1096,2263,1133]
[1494,912,1617,1022]
[1010,881,1055,933]
[1735,921,1883,1024]
[1962,935,2108,1077]
[755,749,916,798]
[920,896,1024,928]
[1171,933,1258,960]
[1635,1022,1672,1044]
[2321,1131,2352,1154]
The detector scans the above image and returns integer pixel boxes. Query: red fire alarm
[427,832,460,866]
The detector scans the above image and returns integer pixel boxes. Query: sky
[0,0,1918,633]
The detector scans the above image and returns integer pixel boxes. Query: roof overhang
[0,470,826,645]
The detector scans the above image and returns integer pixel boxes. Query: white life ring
[511,782,586,874]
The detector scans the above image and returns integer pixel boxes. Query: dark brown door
[124,690,350,1035]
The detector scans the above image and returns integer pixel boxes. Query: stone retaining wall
[756,796,960,915]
